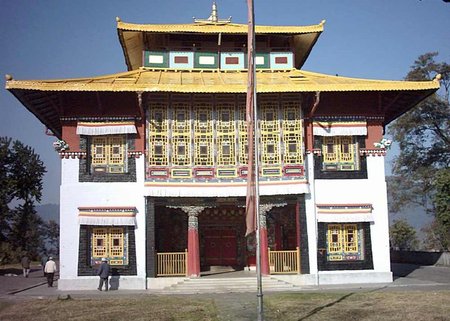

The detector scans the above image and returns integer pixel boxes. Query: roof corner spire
[193,2,232,24]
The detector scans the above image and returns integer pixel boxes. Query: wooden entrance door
[203,227,237,266]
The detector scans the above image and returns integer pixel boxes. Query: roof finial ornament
[193,2,232,24]
[434,73,442,82]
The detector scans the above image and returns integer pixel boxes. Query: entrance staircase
[159,276,298,294]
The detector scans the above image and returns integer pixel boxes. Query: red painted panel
[225,57,239,65]
[203,227,237,266]
[275,56,288,64]
[174,56,189,64]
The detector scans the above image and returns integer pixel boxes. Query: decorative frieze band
[359,149,387,157]
[59,152,87,159]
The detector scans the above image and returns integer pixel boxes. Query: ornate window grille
[92,227,127,265]
[148,103,169,166]
[326,223,361,261]
[91,135,126,173]
[322,136,358,171]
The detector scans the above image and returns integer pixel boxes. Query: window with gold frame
[91,135,126,173]
[322,136,359,171]
[326,223,362,261]
[91,227,128,266]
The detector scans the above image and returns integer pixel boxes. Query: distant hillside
[36,204,59,224]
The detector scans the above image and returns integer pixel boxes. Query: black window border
[317,222,373,271]
[79,136,137,183]
[314,136,367,180]
[78,225,137,276]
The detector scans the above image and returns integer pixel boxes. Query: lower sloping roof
[5,69,440,138]
[6,68,439,93]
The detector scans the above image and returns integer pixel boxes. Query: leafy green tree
[388,52,450,251]
[0,137,47,261]
[390,219,419,250]
[43,219,60,256]
[0,137,14,244]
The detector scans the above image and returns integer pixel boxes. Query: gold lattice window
[92,137,108,165]
[148,104,169,166]
[322,136,358,171]
[172,135,191,166]
[216,103,236,134]
[92,227,126,266]
[109,228,124,257]
[194,106,213,134]
[238,103,248,165]
[91,136,126,173]
[194,134,213,166]
[217,134,236,166]
[282,102,303,164]
[283,133,303,164]
[171,102,192,166]
[326,224,360,261]
[327,224,342,253]
[344,224,358,252]
[148,103,168,133]
[148,135,169,166]
[92,228,108,258]
[261,133,281,165]
[172,102,191,134]
[260,100,280,133]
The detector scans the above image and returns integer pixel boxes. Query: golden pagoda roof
[117,19,325,71]
[117,20,325,35]
[6,68,440,94]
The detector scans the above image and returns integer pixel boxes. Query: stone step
[160,276,297,294]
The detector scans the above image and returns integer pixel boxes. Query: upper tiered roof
[117,18,325,71]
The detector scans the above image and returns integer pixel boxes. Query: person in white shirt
[44,256,57,287]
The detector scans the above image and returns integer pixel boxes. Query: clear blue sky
[1,0,449,205]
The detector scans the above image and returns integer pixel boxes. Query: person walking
[41,256,48,277]
[21,254,31,278]
[44,256,57,287]
[97,258,110,291]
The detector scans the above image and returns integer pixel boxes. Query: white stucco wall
[312,154,392,283]
[59,151,393,289]
[59,157,147,289]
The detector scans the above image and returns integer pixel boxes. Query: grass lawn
[0,295,218,321]
[0,290,449,321]
[265,290,450,321]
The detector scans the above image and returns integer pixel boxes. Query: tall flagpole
[245,0,263,319]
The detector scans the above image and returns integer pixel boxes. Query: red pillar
[187,212,200,277]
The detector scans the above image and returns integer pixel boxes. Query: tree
[388,52,450,251]
[0,137,14,243]
[43,219,60,256]
[0,137,47,262]
[390,219,419,250]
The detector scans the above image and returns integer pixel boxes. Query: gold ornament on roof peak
[193,2,232,24]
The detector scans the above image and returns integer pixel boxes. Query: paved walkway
[1,263,449,299]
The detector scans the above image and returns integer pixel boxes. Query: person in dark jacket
[21,255,31,278]
[97,258,110,291]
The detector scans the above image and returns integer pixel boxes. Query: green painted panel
[144,51,169,68]
[194,52,219,69]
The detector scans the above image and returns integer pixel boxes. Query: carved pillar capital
[168,206,205,230]
[259,203,287,228]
